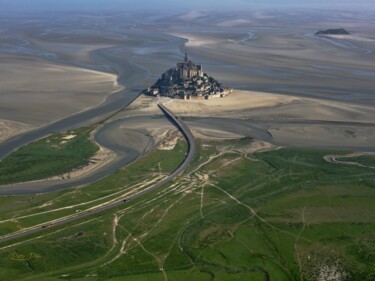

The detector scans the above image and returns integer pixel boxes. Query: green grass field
[0,138,374,281]
[0,128,99,185]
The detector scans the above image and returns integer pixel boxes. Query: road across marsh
[0,103,196,245]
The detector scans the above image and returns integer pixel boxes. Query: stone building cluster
[145,52,232,100]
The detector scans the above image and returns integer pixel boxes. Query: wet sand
[0,119,34,143]
[125,90,298,118]
[123,87,375,151]
[0,9,374,194]
[0,58,119,122]
[0,55,120,141]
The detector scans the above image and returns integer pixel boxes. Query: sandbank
[0,55,120,141]
[125,90,298,117]
[0,119,34,143]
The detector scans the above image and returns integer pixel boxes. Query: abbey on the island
[145,51,232,100]
[177,52,203,79]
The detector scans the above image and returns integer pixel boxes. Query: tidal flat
[1,10,374,148]
[1,9,375,193]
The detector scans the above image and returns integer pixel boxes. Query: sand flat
[122,89,375,151]
[1,10,374,153]
[166,90,298,116]
[269,124,375,149]
[0,119,34,143]
[168,32,226,47]
[0,55,119,128]
[125,90,298,117]
[125,90,375,122]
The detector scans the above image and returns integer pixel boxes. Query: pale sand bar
[0,55,120,141]
[125,90,298,117]
[124,90,375,150]
[0,119,34,143]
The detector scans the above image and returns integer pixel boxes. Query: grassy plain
[0,139,187,237]
[0,128,99,185]
[0,139,374,281]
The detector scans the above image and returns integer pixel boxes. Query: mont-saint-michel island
[144,52,232,100]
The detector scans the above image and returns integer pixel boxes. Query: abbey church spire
[177,49,203,79]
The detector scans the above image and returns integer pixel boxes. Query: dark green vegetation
[0,128,99,185]
[0,140,187,238]
[0,139,374,281]
[315,28,350,35]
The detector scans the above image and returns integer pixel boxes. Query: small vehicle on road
[41,223,53,229]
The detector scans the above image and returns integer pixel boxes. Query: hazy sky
[1,0,374,12]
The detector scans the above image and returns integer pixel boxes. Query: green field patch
[0,221,20,237]
[298,222,375,280]
[261,183,375,223]
[0,143,374,281]
[0,140,187,236]
[94,267,266,281]
[0,128,99,185]
[103,244,160,276]
[0,217,112,279]
[163,242,193,270]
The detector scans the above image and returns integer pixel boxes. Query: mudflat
[0,55,118,136]
[1,9,374,166]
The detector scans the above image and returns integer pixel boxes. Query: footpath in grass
[0,128,99,185]
[0,139,187,237]
[0,139,374,281]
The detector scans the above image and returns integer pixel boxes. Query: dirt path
[295,207,306,281]
[324,152,375,169]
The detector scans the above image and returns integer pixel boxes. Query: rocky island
[144,52,232,100]
[315,28,350,35]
